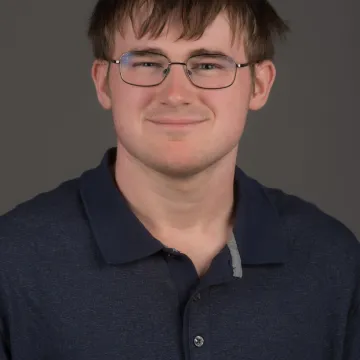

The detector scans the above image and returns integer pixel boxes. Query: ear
[248,60,276,111]
[91,60,112,110]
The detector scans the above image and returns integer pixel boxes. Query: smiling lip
[147,118,207,125]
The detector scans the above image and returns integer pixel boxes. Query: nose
[158,64,194,107]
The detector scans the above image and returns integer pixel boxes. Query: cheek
[201,87,250,129]
[111,83,153,123]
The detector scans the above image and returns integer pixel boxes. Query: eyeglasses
[109,51,257,90]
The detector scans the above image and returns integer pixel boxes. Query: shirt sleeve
[343,302,360,359]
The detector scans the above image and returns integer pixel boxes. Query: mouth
[146,118,207,127]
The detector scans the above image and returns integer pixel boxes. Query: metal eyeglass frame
[109,51,258,90]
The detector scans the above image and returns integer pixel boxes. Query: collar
[79,147,289,266]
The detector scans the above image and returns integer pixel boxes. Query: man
[0,0,359,359]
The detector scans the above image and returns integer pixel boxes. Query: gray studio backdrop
[1,0,359,238]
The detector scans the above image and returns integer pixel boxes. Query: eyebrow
[128,46,230,58]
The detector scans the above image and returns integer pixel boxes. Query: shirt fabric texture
[0,147,359,360]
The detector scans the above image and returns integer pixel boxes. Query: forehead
[113,13,245,58]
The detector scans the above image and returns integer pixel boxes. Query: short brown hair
[87,0,290,63]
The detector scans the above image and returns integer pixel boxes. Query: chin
[147,154,217,179]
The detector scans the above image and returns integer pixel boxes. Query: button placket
[184,288,210,359]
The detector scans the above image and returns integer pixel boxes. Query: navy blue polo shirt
[0,147,359,360]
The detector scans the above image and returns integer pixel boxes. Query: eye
[132,62,163,68]
[189,62,225,72]
[198,63,222,70]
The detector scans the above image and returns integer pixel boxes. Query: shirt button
[194,335,205,348]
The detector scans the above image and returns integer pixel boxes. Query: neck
[113,146,238,240]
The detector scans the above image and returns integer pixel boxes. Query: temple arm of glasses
[236,63,251,68]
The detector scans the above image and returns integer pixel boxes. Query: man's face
[92,12,275,177]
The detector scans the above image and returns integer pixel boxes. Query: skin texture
[91,12,276,275]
